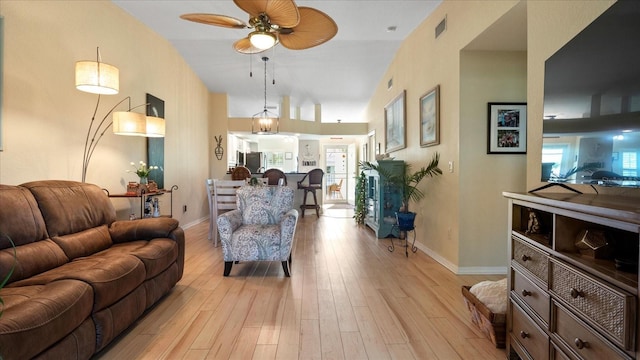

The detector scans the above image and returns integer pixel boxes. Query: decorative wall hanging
[146,93,165,188]
[420,85,440,147]
[384,90,406,153]
[487,102,527,154]
[214,135,224,160]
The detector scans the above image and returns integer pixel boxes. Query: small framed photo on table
[487,102,527,154]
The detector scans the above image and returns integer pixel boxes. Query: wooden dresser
[503,192,640,360]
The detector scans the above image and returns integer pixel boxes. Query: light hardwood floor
[97,207,507,359]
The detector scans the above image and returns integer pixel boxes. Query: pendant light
[252,56,278,135]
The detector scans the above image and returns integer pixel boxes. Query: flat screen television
[541,0,640,188]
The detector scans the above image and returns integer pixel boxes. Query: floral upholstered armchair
[216,185,299,276]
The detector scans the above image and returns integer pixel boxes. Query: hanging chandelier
[252,56,278,135]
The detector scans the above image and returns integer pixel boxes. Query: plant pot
[396,211,416,231]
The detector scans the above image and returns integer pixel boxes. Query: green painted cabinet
[363,160,404,238]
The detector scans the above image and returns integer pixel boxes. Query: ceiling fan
[180,0,338,54]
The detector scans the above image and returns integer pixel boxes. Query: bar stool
[262,168,287,186]
[231,166,251,181]
[297,168,324,218]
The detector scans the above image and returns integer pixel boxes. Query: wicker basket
[461,285,506,348]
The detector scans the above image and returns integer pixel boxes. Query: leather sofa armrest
[109,217,179,243]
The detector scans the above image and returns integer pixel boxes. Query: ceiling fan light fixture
[249,31,276,50]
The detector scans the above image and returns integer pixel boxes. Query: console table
[105,185,178,218]
[503,192,640,360]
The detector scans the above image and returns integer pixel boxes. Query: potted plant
[360,152,442,231]
[353,171,367,225]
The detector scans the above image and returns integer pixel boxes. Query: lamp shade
[145,116,166,137]
[112,112,146,136]
[249,31,276,50]
[75,61,119,95]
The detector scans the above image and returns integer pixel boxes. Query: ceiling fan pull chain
[263,56,268,108]
[249,54,253,77]
[272,47,276,85]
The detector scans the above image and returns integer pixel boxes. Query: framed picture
[420,85,440,147]
[384,90,406,153]
[285,152,293,160]
[146,93,165,188]
[487,102,527,154]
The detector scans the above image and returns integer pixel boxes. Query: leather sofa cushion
[32,318,96,360]
[97,239,179,280]
[52,225,113,260]
[8,255,145,312]
[109,217,179,243]
[22,180,116,237]
[0,279,94,360]
[0,184,48,247]
[0,239,68,284]
[93,285,146,351]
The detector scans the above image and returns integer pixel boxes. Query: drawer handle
[574,338,588,349]
[521,289,531,297]
[520,331,529,339]
[570,288,585,299]
[521,254,531,262]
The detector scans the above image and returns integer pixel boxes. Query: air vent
[435,16,447,39]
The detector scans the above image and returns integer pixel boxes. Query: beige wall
[0,1,210,226]
[459,50,527,270]
[363,0,521,273]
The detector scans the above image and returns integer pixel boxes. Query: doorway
[324,145,349,204]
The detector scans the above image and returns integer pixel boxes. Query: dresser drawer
[549,258,635,350]
[511,300,549,360]
[512,268,550,326]
[550,341,572,360]
[512,236,549,285]
[552,301,632,360]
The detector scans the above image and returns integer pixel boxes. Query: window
[542,145,568,178]
[622,152,638,177]
[265,152,284,169]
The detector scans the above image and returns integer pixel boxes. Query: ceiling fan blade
[180,13,247,29]
[279,7,338,50]
[233,0,300,28]
[233,37,268,54]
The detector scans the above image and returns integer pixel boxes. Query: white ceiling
[112,0,443,124]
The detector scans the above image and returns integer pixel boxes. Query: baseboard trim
[414,242,507,275]
[456,266,507,275]
[181,216,207,230]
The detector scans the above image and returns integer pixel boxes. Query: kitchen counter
[223,172,323,214]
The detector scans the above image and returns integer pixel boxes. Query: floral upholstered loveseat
[216,185,298,276]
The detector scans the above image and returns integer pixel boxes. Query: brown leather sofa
[0,180,185,360]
